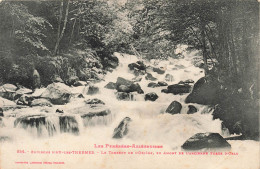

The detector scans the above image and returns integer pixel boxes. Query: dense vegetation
[0,0,258,139]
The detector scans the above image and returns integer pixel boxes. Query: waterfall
[1,49,230,145]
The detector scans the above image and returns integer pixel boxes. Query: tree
[53,0,70,56]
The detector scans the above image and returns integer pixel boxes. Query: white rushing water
[0,47,259,169]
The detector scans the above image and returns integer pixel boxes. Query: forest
[0,0,259,139]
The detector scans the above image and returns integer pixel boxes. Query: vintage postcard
[0,0,259,169]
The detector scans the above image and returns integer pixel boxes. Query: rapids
[0,47,259,169]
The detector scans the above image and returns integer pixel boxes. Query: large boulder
[15,87,33,95]
[185,77,221,105]
[0,84,17,100]
[167,84,191,95]
[0,97,16,109]
[116,78,143,93]
[117,83,143,94]
[113,117,132,139]
[153,67,165,74]
[30,98,52,107]
[145,73,157,81]
[144,92,159,101]
[166,101,182,115]
[187,105,198,114]
[41,83,72,105]
[165,74,174,82]
[87,85,99,95]
[105,82,116,89]
[116,77,133,87]
[0,84,17,91]
[181,133,231,150]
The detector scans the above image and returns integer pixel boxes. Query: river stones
[41,83,72,105]
[181,133,231,150]
[30,98,52,107]
[131,83,144,94]
[167,84,191,95]
[116,77,132,87]
[153,67,165,74]
[115,77,143,94]
[145,73,157,81]
[161,89,169,93]
[16,95,34,106]
[117,85,131,93]
[128,61,146,71]
[113,117,132,139]
[187,105,198,114]
[145,92,159,101]
[158,81,168,86]
[116,92,135,101]
[0,84,17,100]
[166,101,182,115]
[85,98,105,105]
[148,82,159,88]
[105,82,116,89]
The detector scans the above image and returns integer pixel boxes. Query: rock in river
[113,117,132,139]
[41,83,72,105]
[166,101,182,115]
[187,105,198,114]
[167,84,191,95]
[105,82,116,90]
[145,92,159,101]
[145,73,157,81]
[181,133,231,150]
[185,77,221,105]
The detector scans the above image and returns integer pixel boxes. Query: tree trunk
[53,0,70,56]
[53,0,64,56]
[200,20,208,75]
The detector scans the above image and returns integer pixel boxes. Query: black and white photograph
[0,0,259,169]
